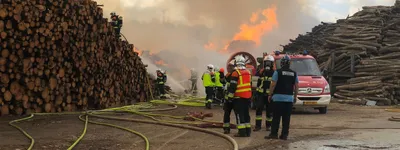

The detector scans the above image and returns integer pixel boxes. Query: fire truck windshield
[276,58,322,76]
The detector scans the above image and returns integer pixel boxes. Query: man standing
[156,69,167,99]
[214,67,224,104]
[202,64,215,109]
[189,68,198,94]
[265,55,299,140]
[222,69,234,134]
[254,55,275,132]
[227,56,252,137]
[110,12,121,37]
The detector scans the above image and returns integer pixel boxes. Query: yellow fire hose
[77,114,150,150]
[89,113,238,150]
[8,101,238,150]
[8,112,86,150]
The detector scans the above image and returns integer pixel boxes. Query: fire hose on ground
[8,103,400,150]
[385,108,400,122]
[8,100,238,150]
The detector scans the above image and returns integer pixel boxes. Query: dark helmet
[281,55,291,68]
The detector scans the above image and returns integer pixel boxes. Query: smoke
[94,0,320,93]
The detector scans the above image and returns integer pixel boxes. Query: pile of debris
[0,0,154,115]
[283,1,400,105]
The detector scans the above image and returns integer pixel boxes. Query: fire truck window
[276,58,321,76]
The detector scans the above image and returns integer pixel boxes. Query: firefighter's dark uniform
[268,67,298,140]
[156,71,167,98]
[219,71,226,98]
[254,68,274,131]
[111,15,121,37]
[222,72,235,134]
[214,71,224,104]
[227,69,252,137]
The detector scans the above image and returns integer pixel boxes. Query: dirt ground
[0,103,399,150]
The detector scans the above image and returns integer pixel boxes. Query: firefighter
[254,55,275,132]
[189,68,198,94]
[227,56,252,137]
[110,12,122,37]
[156,69,167,99]
[214,67,224,104]
[222,68,236,134]
[265,55,299,140]
[202,64,216,109]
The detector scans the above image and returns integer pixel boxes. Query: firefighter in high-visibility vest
[202,64,216,109]
[254,55,275,132]
[226,55,252,137]
[156,69,167,98]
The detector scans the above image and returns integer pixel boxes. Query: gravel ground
[0,103,399,150]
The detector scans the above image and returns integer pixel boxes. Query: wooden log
[0,0,155,116]
[335,81,381,90]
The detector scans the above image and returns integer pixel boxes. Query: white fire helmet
[264,55,275,62]
[235,55,246,66]
[207,64,214,70]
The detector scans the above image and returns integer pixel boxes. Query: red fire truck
[226,51,331,114]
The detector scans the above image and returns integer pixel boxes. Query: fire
[155,60,168,66]
[134,47,142,56]
[204,42,216,51]
[232,5,278,45]
[204,5,278,52]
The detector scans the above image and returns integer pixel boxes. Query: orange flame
[204,5,278,52]
[204,42,216,51]
[232,5,278,45]
[134,47,142,56]
[155,60,168,66]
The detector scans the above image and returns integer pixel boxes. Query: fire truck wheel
[318,107,327,114]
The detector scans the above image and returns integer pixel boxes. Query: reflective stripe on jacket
[234,69,252,98]
[256,76,272,93]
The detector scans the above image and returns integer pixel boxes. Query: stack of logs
[281,22,337,61]
[283,2,400,105]
[0,0,155,116]
[334,4,400,106]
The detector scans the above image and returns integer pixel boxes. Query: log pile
[283,1,400,105]
[0,0,154,116]
[281,22,337,60]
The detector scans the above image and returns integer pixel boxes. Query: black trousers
[156,84,165,95]
[233,98,251,128]
[255,93,272,126]
[223,101,236,126]
[114,28,121,36]
[215,87,224,102]
[205,87,214,102]
[270,101,293,137]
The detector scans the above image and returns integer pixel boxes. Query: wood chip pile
[0,0,155,116]
[283,1,400,105]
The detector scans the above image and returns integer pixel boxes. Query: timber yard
[1,0,400,150]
